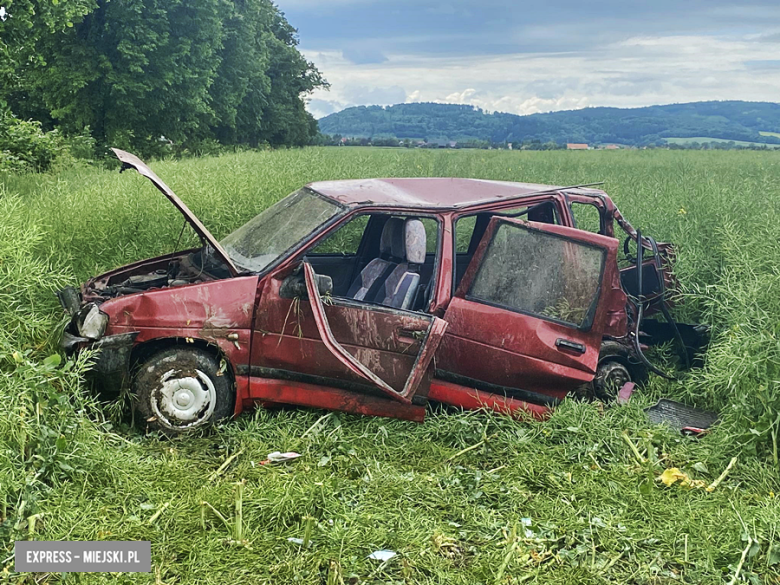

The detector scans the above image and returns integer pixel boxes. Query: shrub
[0,112,63,173]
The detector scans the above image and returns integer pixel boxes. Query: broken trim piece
[303,262,447,404]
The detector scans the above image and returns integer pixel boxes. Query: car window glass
[455,204,559,254]
[308,215,370,255]
[468,223,605,329]
[570,202,602,234]
[455,216,477,253]
[418,217,439,254]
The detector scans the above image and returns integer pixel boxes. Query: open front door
[249,263,447,421]
[436,217,620,401]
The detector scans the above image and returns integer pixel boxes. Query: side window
[569,202,603,234]
[467,223,606,329]
[308,215,370,255]
[454,203,559,289]
[419,218,439,254]
[455,216,477,253]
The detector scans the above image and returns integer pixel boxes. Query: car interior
[453,201,560,291]
[305,213,440,312]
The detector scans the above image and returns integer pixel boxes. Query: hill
[318,101,780,147]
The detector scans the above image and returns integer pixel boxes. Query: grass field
[2,147,780,584]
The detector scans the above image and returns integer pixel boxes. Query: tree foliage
[0,0,97,89]
[3,0,325,156]
[318,101,780,147]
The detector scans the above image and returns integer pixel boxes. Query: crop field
[2,147,780,584]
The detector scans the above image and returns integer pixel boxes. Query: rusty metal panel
[303,262,447,402]
[102,277,258,334]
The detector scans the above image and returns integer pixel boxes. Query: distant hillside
[318,101,780,147]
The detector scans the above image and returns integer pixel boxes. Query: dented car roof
[307,178,606,209]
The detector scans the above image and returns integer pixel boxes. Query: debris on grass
[617,382,635,405]
[368,550,397,562]
[658,468,707,489]
[262,451,302,464]
[658,456,738,491]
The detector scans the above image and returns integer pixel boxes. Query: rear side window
[467,223,605,329]
[569,202,603,234]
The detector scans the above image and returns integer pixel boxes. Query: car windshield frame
[220,188,347,273]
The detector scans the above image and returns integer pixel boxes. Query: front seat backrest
[346,217,404,302]
[376,219,426,310]
[346,218,427,310]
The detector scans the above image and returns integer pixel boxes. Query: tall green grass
[1,148,780,583]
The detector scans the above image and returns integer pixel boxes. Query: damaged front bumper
[59,286,139,396]
[62,330,140,396]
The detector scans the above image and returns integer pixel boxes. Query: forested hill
[318,101,780,146]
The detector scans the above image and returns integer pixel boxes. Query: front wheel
[133,347,234,434]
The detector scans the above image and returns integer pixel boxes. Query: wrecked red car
[58,149,707,433]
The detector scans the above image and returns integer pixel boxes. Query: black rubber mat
[645,399,718,432]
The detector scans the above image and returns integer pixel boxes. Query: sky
[275,0,780,119]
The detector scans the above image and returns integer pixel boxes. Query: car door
[436,216,620,400]
[249,261,447,420]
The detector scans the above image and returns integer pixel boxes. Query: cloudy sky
[276,0,780,119]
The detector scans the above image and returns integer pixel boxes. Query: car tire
[133,347,234,434]
[592,359,632,402]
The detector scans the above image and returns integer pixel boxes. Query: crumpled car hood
[111,148,239,275]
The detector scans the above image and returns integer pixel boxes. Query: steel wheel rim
[151,368,217,429]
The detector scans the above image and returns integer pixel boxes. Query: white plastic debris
[287,537,304,545]
[0,7,8,22]
[266,451,302,463]
[368,550,397,562]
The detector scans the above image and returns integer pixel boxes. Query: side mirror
[280,270,333,299]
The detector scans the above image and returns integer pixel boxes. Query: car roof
[307,178,605,210]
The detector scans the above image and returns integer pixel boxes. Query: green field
[760,131,780,139]
[664,136,780,149]
[2,147,780,584]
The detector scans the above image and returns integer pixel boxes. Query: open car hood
[111,148,239,275]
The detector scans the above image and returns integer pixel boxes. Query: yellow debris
[658,467,707,489]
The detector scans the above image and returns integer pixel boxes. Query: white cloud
[303,32,780,119]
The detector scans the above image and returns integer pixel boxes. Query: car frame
[58,149,707,433]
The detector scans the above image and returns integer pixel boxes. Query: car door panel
[437,218,619,398]
[251,263,445,413]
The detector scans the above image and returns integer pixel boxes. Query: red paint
[428,381,550,419]
[437,219,620,397]
[241,376,427,422]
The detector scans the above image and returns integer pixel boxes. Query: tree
[0,0,96,92]
[5,0,326,154]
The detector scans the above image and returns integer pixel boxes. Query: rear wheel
[592,359,632,402]
[133,347,234,434]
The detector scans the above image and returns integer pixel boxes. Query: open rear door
[436,217,620,401]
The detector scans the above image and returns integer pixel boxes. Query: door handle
[556,338,586,354]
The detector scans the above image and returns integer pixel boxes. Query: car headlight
[76,303,109,340]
